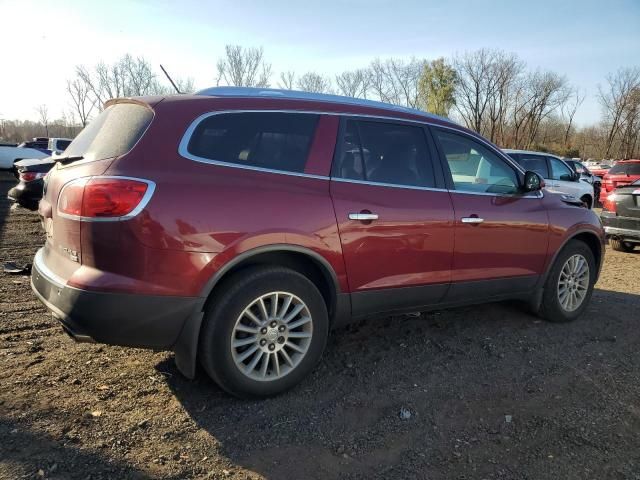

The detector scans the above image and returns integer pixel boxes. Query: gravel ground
[1,171,639,480]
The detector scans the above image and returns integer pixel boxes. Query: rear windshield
[608,162,640,175]
[63,103,153,162]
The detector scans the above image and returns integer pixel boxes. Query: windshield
[63,103,153,162]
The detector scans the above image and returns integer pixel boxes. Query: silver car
[503,149,595,209]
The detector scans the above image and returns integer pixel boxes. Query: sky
[0,0,639,126]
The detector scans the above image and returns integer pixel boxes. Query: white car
[503,149,595,209]
[0,137,71,169]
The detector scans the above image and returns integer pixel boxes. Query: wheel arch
[173,245,349,379]
[542,229,604,286]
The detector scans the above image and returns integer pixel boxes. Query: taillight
[19,171,46,183]
[58,177,154,220]
[602,193,617,213]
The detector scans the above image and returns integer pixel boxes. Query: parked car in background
[31,87,604,398]
[564,159,601,203]
[590,163,612,178]
[8,157,55,210]
[0,137,71,169]
[599,159,640,203]
[601,179,640,252]
[503,149,595,208]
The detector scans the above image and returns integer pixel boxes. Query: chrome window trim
[331,177,449,193]
[178,109,519,179]
[56,176,156,222]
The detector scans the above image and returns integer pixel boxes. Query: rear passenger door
[330,118,454,318]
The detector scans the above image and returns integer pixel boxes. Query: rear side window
[186,112,319,173]
[64,103,153,162]
[549,157,574,181]
[513,154,549,178]
[332,119,435,188]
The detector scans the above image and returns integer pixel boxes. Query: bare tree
[36,105,49,136]
[296,72,333,94]
[598,67,640,158]
[67,78,96,127]
[335,69,369,98]
[561,88,585,147]
[73,54,194,112]
[278,71,296,90]
[453,49,505,134]
[216,45,272,88]
[367,57,424,107]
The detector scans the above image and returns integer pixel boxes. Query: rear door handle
[461,217,484,224]
[349,212,379,221]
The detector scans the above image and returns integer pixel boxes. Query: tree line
[1,46,638,160]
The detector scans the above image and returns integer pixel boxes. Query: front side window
[332,119,435,188]
[549,157,574,181]
[186,112,319,173]
[435,130,519,194]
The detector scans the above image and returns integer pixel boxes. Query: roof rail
[195,86,446,121]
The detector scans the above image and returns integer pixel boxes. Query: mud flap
[173,310,204,379]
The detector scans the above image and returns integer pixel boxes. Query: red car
[599,159,640,203]
[31,87,605,397]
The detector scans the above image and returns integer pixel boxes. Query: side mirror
[523,171,543,192]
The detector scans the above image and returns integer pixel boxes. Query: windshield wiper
[54,155,84,164]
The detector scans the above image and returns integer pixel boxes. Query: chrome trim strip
[56,176,156,222]
[33,248,66,287]
[331,177,448,192]
[449,188,544,199]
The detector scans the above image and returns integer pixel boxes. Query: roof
[195,86,449,123]
[502,149,561,157]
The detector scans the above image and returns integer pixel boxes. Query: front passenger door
[432,129,549,301]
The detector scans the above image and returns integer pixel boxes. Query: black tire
[198,266,329,398]
[610,238,636,252]
[537,240,596,323]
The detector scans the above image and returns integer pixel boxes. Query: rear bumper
[31,248,201,349]
[604,226,640,242]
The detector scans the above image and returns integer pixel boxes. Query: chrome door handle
[349,212,379,221]
[461,217,484,224]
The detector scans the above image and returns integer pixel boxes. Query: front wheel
[537,240,596,322]
[198,266,329,398]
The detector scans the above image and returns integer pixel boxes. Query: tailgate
[37,101,155,282]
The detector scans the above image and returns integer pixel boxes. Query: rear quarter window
[184,112,319,173]
[63,103,154,162]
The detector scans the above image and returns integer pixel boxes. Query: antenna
[160,64,181,94]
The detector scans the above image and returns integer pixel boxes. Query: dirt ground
[1,171,639,480]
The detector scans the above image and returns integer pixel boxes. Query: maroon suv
[31,87,604,397]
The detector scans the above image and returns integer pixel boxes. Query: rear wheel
[537,240,595,323]
[610,238,636,252]
[198,266,329,398]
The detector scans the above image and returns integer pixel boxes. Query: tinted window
[436,130,518,194]
[64,103,153,162]
[609,162,640,175]
[549,157,574,180]
[187,112,318,173]
[514,154,549,178]
[333,120,434,188]
[56,139,71,151]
